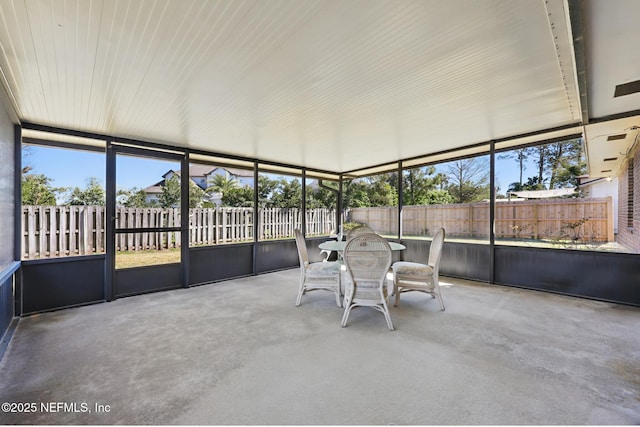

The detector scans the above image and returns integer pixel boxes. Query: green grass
[115,249,181,269]
[114,235,632,269]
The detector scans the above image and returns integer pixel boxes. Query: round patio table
[318,240,406,252]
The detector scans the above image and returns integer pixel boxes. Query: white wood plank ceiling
[0,0,638,175]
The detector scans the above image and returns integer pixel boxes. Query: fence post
[246,208,252,241]
[206,208,213,245]
[222,207,228,243]
[48,207,56,257]
[533,201,539,240]
[70,206,78,256]
[79,206,86,255]
[606,196,614,242]
[21,207,26,259]
[26,206,35,259]
[96,206,103,254]
[60,206,68,256]
[38,206,47,258]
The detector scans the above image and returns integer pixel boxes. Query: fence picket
[49,206,56,257]
[27,206,36,259]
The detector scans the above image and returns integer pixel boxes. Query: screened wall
[7,125,640,315]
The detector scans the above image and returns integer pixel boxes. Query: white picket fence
[21,206,336,259]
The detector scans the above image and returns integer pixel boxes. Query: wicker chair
[341,233,394,330]
[345,225,375,241]
[392,228,446,310]
[294,229,342,307]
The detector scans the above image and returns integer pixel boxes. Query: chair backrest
[294,229,309,267]
[346,225,375,241]
[428,228,446,270]
[343,233,392,299]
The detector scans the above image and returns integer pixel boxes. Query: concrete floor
[1,270,639,425]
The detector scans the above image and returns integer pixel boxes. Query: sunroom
[0,0,639,424]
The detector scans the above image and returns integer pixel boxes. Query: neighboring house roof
[509,188,576,199]
[210,167,254,178]
[161,166,253,180]
[190,164,217,177]
[143,184,164,194]
[161,165,214,179]
[145,166,253,195]
[162,170,177,179]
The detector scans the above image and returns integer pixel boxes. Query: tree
[402,166,445,205]
[188,182,207,208]
[435,173,449,190]
[22,174,64,205]
[343,179,371,208]
[424,189,454,204]
[499,148,531,186]
[519,139,585,192]
[117,187,156,208]
[445,157,490,203]
[342,174,399,208]
[257,175,278,207]
[65,177,105,206]
[157,175,181,208]
[207,174,238,198]
[222,186,254,207]
[157,175,209,208]
[270,178,302,208]
[546,139,585,189]
[366,175,397,207]
[306,182,337,209]
[507,176,545,193]
[530,145,548,188]
[507,182,524,193]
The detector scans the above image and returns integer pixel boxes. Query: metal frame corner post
[397,161,403,240]
[13,124,21,263]
[489,140,496,284]
[105,140,115,301]
[301,170,306,236]
[252,161,259,275]
[13,124,22,316]
[181,150,190,287]
[337,176,343,234]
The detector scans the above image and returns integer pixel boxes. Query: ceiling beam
[568,0,590,124]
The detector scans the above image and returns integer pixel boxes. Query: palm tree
[207,174,238,197]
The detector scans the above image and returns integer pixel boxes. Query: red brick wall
[617,142,640,252]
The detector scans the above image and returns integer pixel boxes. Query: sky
[22,144,529,199]
[23,145,178,191]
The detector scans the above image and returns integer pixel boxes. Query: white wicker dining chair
[345,225,375,241]
[294,229,342,307]
[341,233,394,330]
[392,228,446,310]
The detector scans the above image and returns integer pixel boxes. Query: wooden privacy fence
[348,197,614,242]
[24,198,612,258]
[22,205,106,260]
[22,206,336,259]
[115,207,181,255]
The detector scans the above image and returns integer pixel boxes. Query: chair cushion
[392,261,433,276]
[342,273,388,300]
[306,261,341,276]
